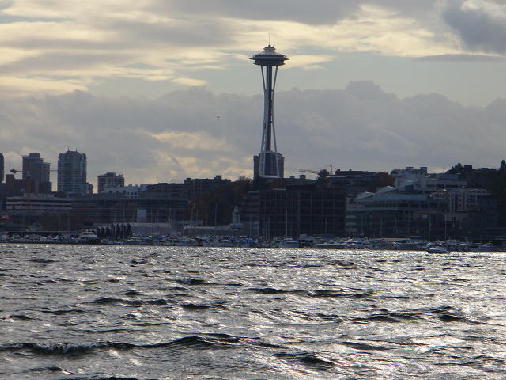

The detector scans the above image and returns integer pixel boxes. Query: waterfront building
[346,187,447,239]
[100,184,148,199]
[183,176,231,199]
[146,183,187,199]
[58,149,88,195]
[328,170,394,197]
[136,189,189,226]
[347,185,498,240]
[70,197,138,227]
[391,166,467,192]
[97,172,125,193]
[143,177,232,202]
[251,45,288,179]
[70,183,188,230]
[242,181,346,239]
[432,187,497,239]
[22,153,51,193]
[6,194,72,215]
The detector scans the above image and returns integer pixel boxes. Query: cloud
[151,130,231,152]
[154,0,362,25]
[370,0,440,15]
[0,0,470,96]
[172,77,207,87]
[443,0,506,53]
[99,17,237,47]
[0,76,87,95]
[1,83,505,188]
[415,54,505,62]
[287,55,334,70]
[0,52,134,73]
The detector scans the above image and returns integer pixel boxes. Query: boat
[427,245,449,254]
[278,238,299,248]
[315,241,347,249]
[78,229,100,244]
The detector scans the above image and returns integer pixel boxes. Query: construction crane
[10,168,78,175]
[298,169,320,175]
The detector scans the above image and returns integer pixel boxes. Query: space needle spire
[251,44,289,179]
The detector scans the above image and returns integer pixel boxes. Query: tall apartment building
[22,153,51,193]
[58,149,87,195]
[97,172,124,193]
[0,153,4,183]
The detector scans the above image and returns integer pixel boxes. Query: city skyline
[1,1,506,185]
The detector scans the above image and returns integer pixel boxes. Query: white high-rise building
[57,149,87,195]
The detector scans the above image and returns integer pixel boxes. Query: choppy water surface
[1,244,506,379]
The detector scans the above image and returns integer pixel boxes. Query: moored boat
[278,238,299,248]
[427,245,449,254]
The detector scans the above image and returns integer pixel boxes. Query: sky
[1,0,506,186]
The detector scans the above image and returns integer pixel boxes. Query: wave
[88,297,169,307]
[7,314,37,321]
[411,305,476,323]
[180,303,212,310]
[341,341,394,351]
[247,287,305,295]
[352,309,425,323]
[175,278,206,285]
[309,289,373,298]
[315,312,344,322]
[130,258,148,264]
[23,365,64,373]
[90,297,135,305]
[29,258,58,264]
[329,260,357,268]
[0,342,105,356]
[0,334,243,356]
[58,377,139,380]
[125,289,143,296]
[180,301,227,310]
[40,308,85,315]
[224,281,243,286]
[353,314,403,323]
[275,351,335,368]
[246,287,373,299]
[351,306,477,324]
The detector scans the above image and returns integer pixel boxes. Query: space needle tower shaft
[251,45,288,178]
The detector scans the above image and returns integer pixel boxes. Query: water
[1,244,506,379]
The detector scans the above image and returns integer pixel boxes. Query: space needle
[251,45,289,179]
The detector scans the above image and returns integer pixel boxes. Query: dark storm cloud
[151,0,444,26]
[154,0,361,25]
[1,83,505,183]
[443,0,506,53]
